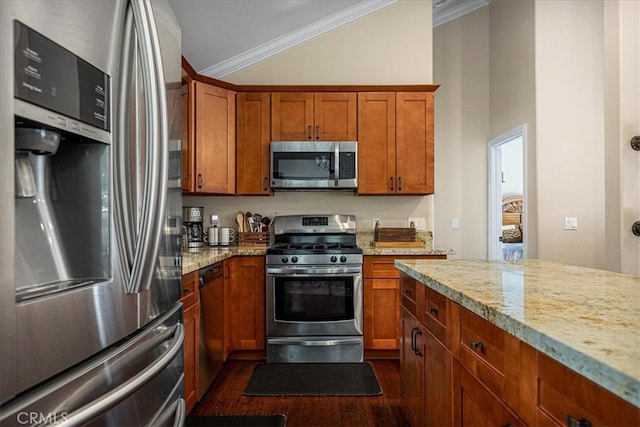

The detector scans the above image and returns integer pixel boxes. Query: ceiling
[168,0,489,79]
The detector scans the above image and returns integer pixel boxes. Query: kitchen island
[395,258,639,426]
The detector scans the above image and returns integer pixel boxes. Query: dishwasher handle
[199,264,223,286]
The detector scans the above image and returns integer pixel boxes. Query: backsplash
[183,192,434,232]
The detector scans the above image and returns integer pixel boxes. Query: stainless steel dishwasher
[198,262,225,400]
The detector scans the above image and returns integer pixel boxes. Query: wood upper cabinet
[228,256,265,351]
[271,92,357,141]
[358,91,435,195]
[181,83,194,192]
[236,92,271,195]
[193,81,236,194]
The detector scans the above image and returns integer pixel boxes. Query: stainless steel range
[266,214,364,363]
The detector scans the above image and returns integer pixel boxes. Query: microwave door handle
[334,142,339,187]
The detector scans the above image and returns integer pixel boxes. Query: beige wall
[535,0,607,269]
[188,0,436,236]
[433,7,490,259]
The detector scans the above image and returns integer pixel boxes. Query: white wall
[187,0,436,236]
[433,7,490,259]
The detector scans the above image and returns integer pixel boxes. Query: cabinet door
[401,307,425,426]
[396,92,434,194]
[228,256,265,350]
[357,92,396,194]
[425,330,453,426]
[236,92,271,195]
[271,92,314,140]
[181,82,195,192]
[314,92,357,141]
[181,299,199,415]
[364,278,399,350]
[194,81,235,194]
[454,362,524,426]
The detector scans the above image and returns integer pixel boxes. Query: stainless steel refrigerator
[0,0,184,425]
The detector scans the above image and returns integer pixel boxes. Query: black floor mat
[243,362,382,396]
[185,414,286,427]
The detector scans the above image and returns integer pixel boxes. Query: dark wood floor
[192,360,411,427]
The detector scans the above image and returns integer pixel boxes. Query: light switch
[564,217,578,230]
[452,218,460,229]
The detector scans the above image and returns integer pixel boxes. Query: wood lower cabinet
[363,255,446,353]
[401,306,426,426]
[358,91,435,195]
[399,271,640,426]
[236,92,271,195]
[180,271,199,415]
[271,92,357,141]
[228,256,266,352]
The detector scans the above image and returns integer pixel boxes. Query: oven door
[266,265,363,337]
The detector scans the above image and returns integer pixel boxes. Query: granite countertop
[182,231,455,274]
[394,258,640,408]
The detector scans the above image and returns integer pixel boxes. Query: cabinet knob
[470,341,484,351]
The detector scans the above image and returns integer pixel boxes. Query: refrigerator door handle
[114,5,136,289]
[53,323,184,427]
[127,0,169,294]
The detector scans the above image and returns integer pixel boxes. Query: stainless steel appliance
[197,264,225,400]
[266,214,364,363]
[270,141,358,190]
[1,1,184,425]
[183,206,205,248]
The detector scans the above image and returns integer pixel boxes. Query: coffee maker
[183,207,204,248]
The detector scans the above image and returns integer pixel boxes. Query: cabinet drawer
[536,352,640,426]
[181,271,199,308]
[364,256,400,279]
[400,274,418,317]
[457,307,519,401]
[421,286,448,346]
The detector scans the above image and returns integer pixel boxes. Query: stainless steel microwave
[270,141,358,190]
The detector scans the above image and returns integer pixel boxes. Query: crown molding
[201,0,397,79]
[433,0,491,28]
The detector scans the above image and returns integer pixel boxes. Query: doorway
[488,125,526,260]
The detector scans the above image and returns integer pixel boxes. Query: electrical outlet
[408,217,426,230]
[452,218,460,229]
[564,217,578,230]
[372,218,381,229]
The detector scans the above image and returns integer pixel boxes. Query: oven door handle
[267,266,362,275]
[268,338,363,346]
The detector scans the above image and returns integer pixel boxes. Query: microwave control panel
[339,152,356,179]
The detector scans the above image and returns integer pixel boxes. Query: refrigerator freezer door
[0,303,184,427]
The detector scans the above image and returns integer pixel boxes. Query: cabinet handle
[197,173,203,189]
[398,176,403,191]
[429,307,438,316]
[263,177,269,192]
[307,125,312,140]
[566,415,592,427]
[410,327,417,352]
[315,125,320,140]
[183,288,191,295]
[414,329,423,357]
[404,289,412,297]
[470,341,484,351]
[502,423,513,427]
[390,177,394,191]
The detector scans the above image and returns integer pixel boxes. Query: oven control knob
[340,256,347,263]
[330,256,337,263]
[291,256,298,263]
[281,256,289,263]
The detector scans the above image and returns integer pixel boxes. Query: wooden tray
[374,225,417,242]
[371,241,425,248]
